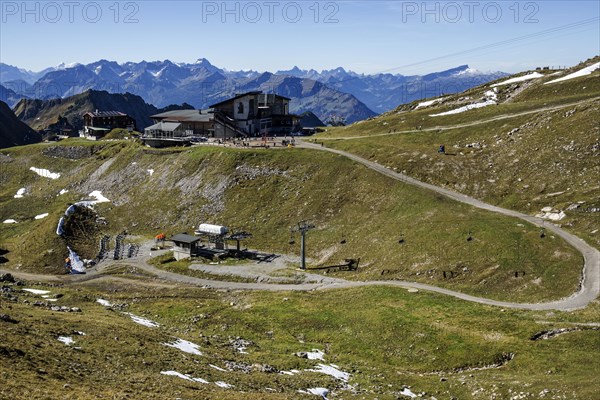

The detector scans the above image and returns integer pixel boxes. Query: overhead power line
[382,17,600,73]
[323,17,599,84]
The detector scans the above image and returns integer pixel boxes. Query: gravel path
[316,97,600,141]
[2,122,598,310]
[295,140,599,310]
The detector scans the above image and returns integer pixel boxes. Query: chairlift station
[171,223,252,261]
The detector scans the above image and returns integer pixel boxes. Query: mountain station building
[82,110,136,140]
[210,91,300,137]
[142,91,301,146]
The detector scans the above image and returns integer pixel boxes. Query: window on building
[238,102,244,114]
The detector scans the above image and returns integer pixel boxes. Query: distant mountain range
[0,84,23,108]
[1,59,376,124]
[275,65,508,113]
[1,59,508,123]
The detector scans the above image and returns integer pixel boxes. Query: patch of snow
[56,217,65,235]
[160,371,209,384]
[3,219,17,224]
[147,169,154,176]
[209,364,228,372]
[35,213,49,220]
[65,204,77,216]
[280,371,293,376]
[58,336,74,345]
[456,67,479,75]
[59,189,69,195]
[484,90,498,100]
[67,246,86,273]
[23,288,51,295]
[303,388,330,398]
[214,381,233,389]
[14,188,26,198]
[75,331,86,336]
[306,349,325,361]
[491,72,544,87]
[30,167,60,179]
[150,67,166,78]
[96,299,112,307]
[545,62,600,84]
[57,62,81,69]
[163,338,202,355]
[400,387,418,398]
[415,97,445,109]
[430,100,496,117]
[88,190,110,203]
[124,313,159,328]
[306,363,350,382]
[280,369,300,376]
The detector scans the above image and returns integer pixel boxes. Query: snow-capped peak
[195,58,213,66]
[150,66,166,78]
[57,62,82,70]
[455,67,479,76]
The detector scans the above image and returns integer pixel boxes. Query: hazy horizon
[1,1,598,75]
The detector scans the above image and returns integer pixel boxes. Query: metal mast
[293,221,315,270]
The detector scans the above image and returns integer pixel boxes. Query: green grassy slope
[0,58,599,400]
[318,57,600,249]
[1,280,598,399]
[0,139,583,302]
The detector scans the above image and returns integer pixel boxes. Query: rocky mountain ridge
[12,90,191,133]
[0,100,41,148]
[1,59,508,123]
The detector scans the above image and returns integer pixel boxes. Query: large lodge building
[82,110,135,140]
[142,91,301,146]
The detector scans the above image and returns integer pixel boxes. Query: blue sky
[1,1,598,74]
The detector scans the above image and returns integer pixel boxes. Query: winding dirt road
[294,140,599,311]
[316,97,600,141]
[2,132,598,311]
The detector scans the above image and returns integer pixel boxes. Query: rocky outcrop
[0,100,41,148]
[42,145,99,159]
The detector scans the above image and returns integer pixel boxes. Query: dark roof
[150,109,213,123]
[84,111,128,117]
[210,91,291,108]
[171,234,201,244]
